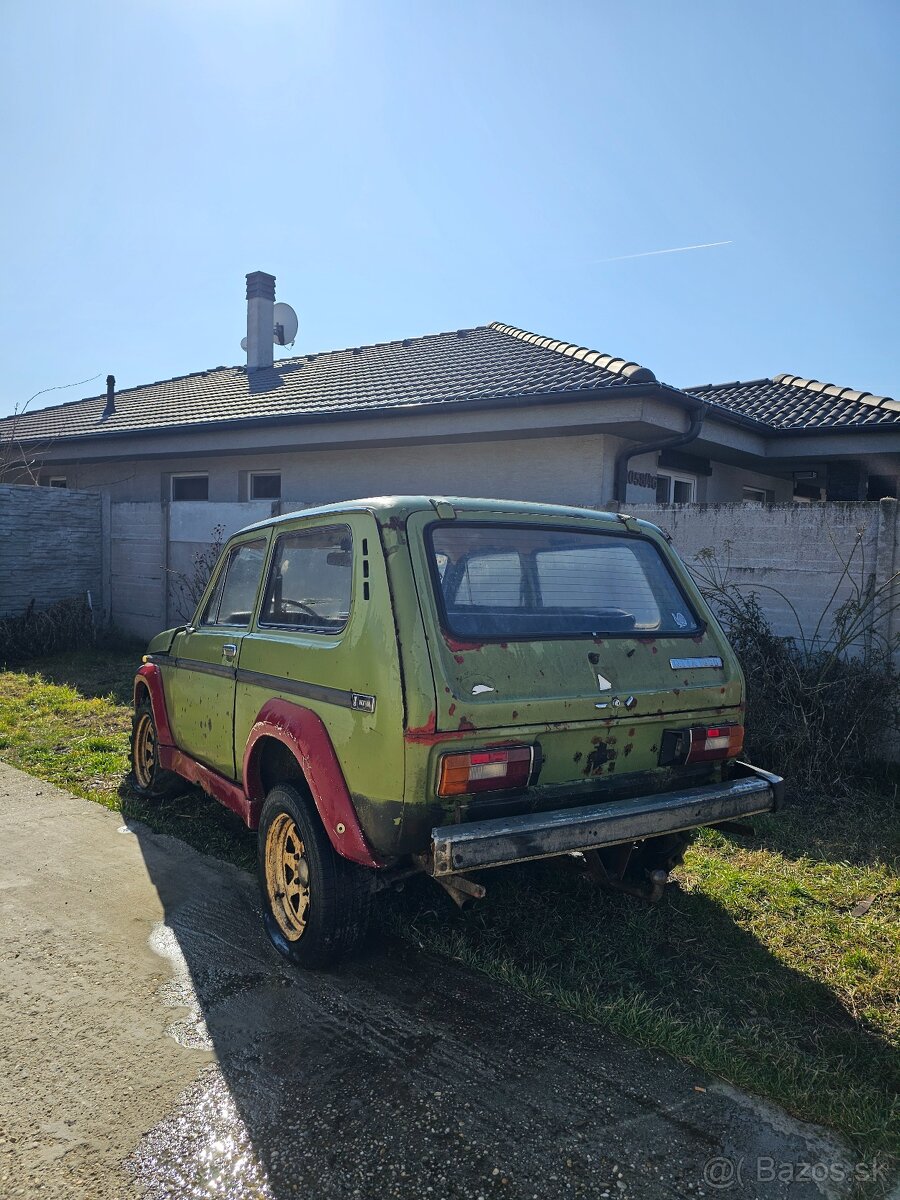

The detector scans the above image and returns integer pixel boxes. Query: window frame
[257,522,354,636]
[250,471,282,501]
[656,470,696,504]
[198,537,268,629]
[742,486,768,504]
[424,521,705,643]
[47,476,67,489]
[171,473,209,502]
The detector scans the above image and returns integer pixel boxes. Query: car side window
[200,560,228,626]
[260,524,353,633]
[201,539,267,627]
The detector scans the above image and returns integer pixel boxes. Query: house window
[655,472,696,504]
[250,472,281,500]
[48,477,67,489]
[743,486,776,504]
[171,474,209,501]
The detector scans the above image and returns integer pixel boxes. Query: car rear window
[429,524,701,638]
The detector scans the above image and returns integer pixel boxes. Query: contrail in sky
[598,240,733,263]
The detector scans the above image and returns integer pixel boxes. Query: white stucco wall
[57,433,613,510]
[703,464,793,503]
[63,436,794,510]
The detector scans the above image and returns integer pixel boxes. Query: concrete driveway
[0,760,887,1200]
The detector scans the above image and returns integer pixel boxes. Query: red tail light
[438,746,534,796]
[659,723,744,766]
[685,724,745,763]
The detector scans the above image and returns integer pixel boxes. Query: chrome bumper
[430,763,783,877]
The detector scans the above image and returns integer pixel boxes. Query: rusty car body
[131,496,782,965]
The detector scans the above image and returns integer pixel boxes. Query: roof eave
[2,379,691,450]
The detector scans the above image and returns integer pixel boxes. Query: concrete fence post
[163,500,171,630]
[874,499,900,660]
[101,492,112,626]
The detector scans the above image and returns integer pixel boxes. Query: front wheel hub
[265,813,311,941]
[133,713,156,788]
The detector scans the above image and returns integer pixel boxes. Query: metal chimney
[246,271,275,371]
[103,374,116,418]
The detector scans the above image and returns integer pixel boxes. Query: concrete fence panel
[0,485,102,617]
[101,497,900,651]
[165,501,275,626]
[628,500,900,653]
[109,502,166,640]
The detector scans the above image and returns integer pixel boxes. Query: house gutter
[613,399,707,503]
[1,380,697,451]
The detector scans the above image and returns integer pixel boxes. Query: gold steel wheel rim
[133,713,156,789]
[265,813,311,942]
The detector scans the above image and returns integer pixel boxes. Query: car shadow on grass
[121,795,898,1195]
[17,647,142,707]
[381,860,899,1151]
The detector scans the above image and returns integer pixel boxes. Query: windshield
[429,524,701,638]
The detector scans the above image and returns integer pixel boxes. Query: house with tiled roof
[685,375,900,501]
[2,272,897,510]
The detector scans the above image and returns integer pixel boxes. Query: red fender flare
[243,698,382,868]
[134,663,174,746]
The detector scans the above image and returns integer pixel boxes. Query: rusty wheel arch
[248,736,307,805]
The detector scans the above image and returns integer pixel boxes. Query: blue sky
[2,0,897,418]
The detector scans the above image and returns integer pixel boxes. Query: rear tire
[257,783,373,968]
[129,700,180,800]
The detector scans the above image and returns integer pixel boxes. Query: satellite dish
[240,336,248,351]
[273,302,299,347]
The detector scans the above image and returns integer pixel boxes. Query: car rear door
[404,507,743,800]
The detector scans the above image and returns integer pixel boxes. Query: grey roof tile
[0,322,657,445]
[688,373,899,430]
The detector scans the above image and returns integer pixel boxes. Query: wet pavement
[0,760,891,1199]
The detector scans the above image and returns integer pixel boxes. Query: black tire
[257,783,373,968]
[129,700,181,799]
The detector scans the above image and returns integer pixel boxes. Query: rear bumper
[430,762,783,876]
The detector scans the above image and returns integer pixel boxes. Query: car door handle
[222,643,237,662]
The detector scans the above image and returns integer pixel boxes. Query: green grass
[1,648,898,1159]
[0,648,257,866]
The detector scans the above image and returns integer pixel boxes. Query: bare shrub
[168,524,226,622]
[0,597,94,668]
[691,537,900,797]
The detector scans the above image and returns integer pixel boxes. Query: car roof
[235,496,660,537]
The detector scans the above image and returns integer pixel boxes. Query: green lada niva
[131,496,782,967]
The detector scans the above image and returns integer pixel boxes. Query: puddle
[131,922,274,1197]
[125,1065,273,1200]
[149,921,213,1052]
